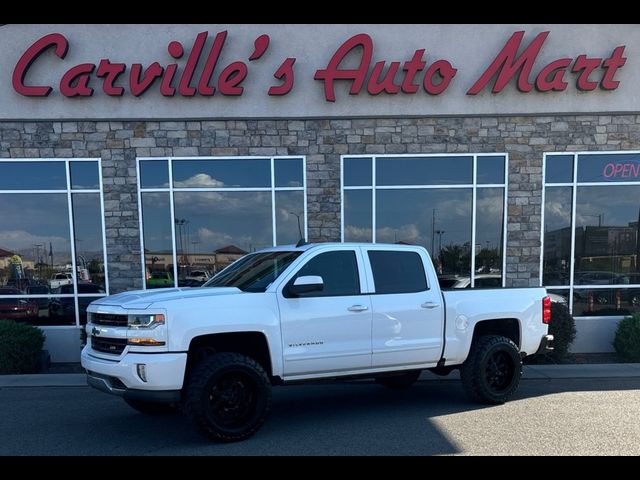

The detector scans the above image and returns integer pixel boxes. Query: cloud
[344,226,372,241]
[0,230,71,261]
[173,173,225,188]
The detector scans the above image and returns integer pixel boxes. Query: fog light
[136,364,147,383]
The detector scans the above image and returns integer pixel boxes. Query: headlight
[128,314,165,329]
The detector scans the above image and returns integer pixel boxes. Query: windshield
[203,251,302,292]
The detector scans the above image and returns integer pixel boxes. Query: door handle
[421,302,440,309]
[348,305,369,312]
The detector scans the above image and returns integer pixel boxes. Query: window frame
[541,150,640,316]
[340,153,508,288]
[0,158,109,328]
[137,156,307,289]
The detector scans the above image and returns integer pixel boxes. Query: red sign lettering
[467,31,626,95]
[10,30,626,101]
[603,163,640,179]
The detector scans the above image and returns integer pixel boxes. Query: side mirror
[288,275,324,296]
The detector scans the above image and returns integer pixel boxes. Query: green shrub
[527,302,576,364]
[0,320,46,374]
[613,315,640,362]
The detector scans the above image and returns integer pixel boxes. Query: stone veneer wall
[1,115,639,293]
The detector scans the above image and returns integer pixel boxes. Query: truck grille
[91,336,127,355]
[92,313,128,327]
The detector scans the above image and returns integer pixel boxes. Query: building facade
[1,24,639,361]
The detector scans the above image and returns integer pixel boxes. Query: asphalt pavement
[1,364,639,455]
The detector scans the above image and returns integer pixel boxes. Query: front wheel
[184,352,272,442]
[460,335,522,404]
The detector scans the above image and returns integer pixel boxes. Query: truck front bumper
[81,346,187,403]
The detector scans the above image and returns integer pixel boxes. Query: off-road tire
[184,352,272,442]
[374,369,422,389]
[460,335,522,404]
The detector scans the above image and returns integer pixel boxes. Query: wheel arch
[470,318,521,350]
[185,331,276,383]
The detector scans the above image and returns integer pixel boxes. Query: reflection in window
[376,189,472,277]
[368,250,427,294]
[376,156,472,186]
[72,194,106,289]
[274,158,304,188]
[475,188,504,277]
[292,251,360,297]
[139,160,169,188]
[343,154,506,287]
[577,153,640,183]
[574,185,640,284]
[477,156,505,185]
[141,193,174,289]
[275,191,305,245]
[173,191,273,284]
[0,162,67,190]
[172,159,271,188]
[70,161,100,189]
[139,157,307,289]
[545,154,573,183]
[0,159,107,327]
[0,194,72,293]
[543,152,640,317]
[543,187,572,286]
[344,190,372,242]
[343,157,372,187]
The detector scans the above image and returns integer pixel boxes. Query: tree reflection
[438,243,471,276]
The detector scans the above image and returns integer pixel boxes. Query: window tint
[70,161,100,189]
[368,250,427,294]
[274,158,304,187]
[139,160,169,188]
[476,156,505,184]
[545,154,573,183]
[292,251,360,297]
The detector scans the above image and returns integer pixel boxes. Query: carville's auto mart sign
[1,24,638,119]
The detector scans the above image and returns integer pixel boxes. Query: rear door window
[368,251,427,294]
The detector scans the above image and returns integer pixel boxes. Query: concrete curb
[1,364,640,388]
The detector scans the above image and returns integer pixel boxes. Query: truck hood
[90,287,242,309]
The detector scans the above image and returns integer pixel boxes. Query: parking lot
[1,375,639,455]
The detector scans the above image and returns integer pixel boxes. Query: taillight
[543,296,552,324]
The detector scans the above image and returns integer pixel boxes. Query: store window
[0,159,108,326]
[138,156,307,288]
[542,151,640,316]
[342,154,507,288]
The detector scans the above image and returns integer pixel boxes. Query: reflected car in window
[0,287,38,321]
[147,271,174,288]
[437,274,502,289]
[49,284,106,324]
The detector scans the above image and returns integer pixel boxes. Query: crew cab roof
[254,242,426,253]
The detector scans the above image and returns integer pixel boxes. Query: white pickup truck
[81,242,553,442]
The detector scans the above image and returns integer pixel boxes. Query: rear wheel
[374,370,422,389]
[124,398,177,415]
[460,335,522,404]
[184,352,272,442]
